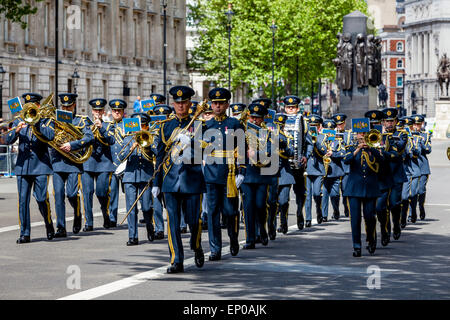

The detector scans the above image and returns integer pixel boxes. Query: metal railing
[0,145,16,177]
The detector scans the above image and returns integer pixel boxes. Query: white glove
[235,174,245,189]
[152,186,160,198]
[176,133,191,145]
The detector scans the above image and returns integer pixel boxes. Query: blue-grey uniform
[415,115,432,221]
[118,113,155,245]
[202,88,245,259]
[81,100,115,231]
[241,103,275,249]
[283,102,307,230]
[343,141,384,256]
[108,99,127,227]
[399,117,422,226]
[154,86,206,273]
[332,113,351,218]
[149,104,171,239]
[321,119,346,221]
[270,113,295,236]
[375,108,408,243]
[7,93,56,243]
[304,115,326,226]
[51,94,95,237]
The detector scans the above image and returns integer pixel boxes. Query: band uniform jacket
[6,117,55,175]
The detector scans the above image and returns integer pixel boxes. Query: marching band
[3,86,433,272]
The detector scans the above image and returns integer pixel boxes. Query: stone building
[403,0,450,118]
[0,0,189,118]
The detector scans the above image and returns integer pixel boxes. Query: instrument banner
[8,97,22,114]
[123,117,142,134]
[141,98,156,112]
[56,110,73,124]
[323,129,336,141]
[351,118,370,133]
[150,115,166,122]
[264,109,276,124]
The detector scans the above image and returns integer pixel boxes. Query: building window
[397,59,403,69]
[9,73,16,97]
[397,76,403,88]
[397,42,404,52]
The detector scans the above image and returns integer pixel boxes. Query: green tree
[189,0,368,98]
[1,0,44,29]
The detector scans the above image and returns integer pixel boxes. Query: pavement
[0,139,449,301]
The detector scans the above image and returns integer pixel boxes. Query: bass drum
[284,113,305,169]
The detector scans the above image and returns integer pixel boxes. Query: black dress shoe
[305,220,312,228]
[243,243,255,249]
[82,226,94,232]
[180,227,188,234]
[201,222,208,231]
[393,231,401,240]
[139,218,145,224]
[400,222,407,229]
[367,242,376,255]
[194,248,204,268]
[353,248,362,257]
[255,236,261,243]
[109,221,117,228]
[146,224,155,242]
[54,227,67,238]
[73,216,82,234]
[126,238,139,246]
[317,216,323,224]
[167,263,184,274]
[333,213,340,220]
[16,235,31,244]
[46,225,55,240]
[154,231,164,240]
[261,235,269,246]
[420,213,425,220]
[268,229,276,240]
[297,217,304,230]
[322,217,328,223]
[103,219,111,229]
[381,234,389,247]
[209,252,221,261]
[230,239,239,256]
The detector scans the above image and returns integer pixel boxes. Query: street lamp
[71,68,80,94]
[270,20,277,109]
[411,89,416,114]
[0,64,6,119]
[162,0,168,100]
[225,3,234,92]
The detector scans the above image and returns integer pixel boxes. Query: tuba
[30,93,93,164]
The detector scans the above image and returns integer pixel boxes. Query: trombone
[117,130,154,162]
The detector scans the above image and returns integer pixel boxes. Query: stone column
[418,33,423,75]
[424,32,429,75]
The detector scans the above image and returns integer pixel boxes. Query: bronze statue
[355,33,367,88]
[341,33,353,91]
[374,36,383,86]
[366,34,376,87]
[334,33,344,87]
[437,53,450,96]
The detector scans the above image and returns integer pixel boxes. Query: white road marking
[0,209,127,233]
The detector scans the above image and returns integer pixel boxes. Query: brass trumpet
[364,129,382,148]
[117,130,155,163]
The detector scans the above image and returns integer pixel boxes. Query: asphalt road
[0,140,449,301]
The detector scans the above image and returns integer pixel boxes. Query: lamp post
[270,20,277,109]
[162,0,168,100]
[411,89,416,114]
[0,64,6,119]
[55,0,59,107]
[71,68,80,94]
[225,3,234,92]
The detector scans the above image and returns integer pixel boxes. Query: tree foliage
[1,0,44,29]
[188,0,368,98]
